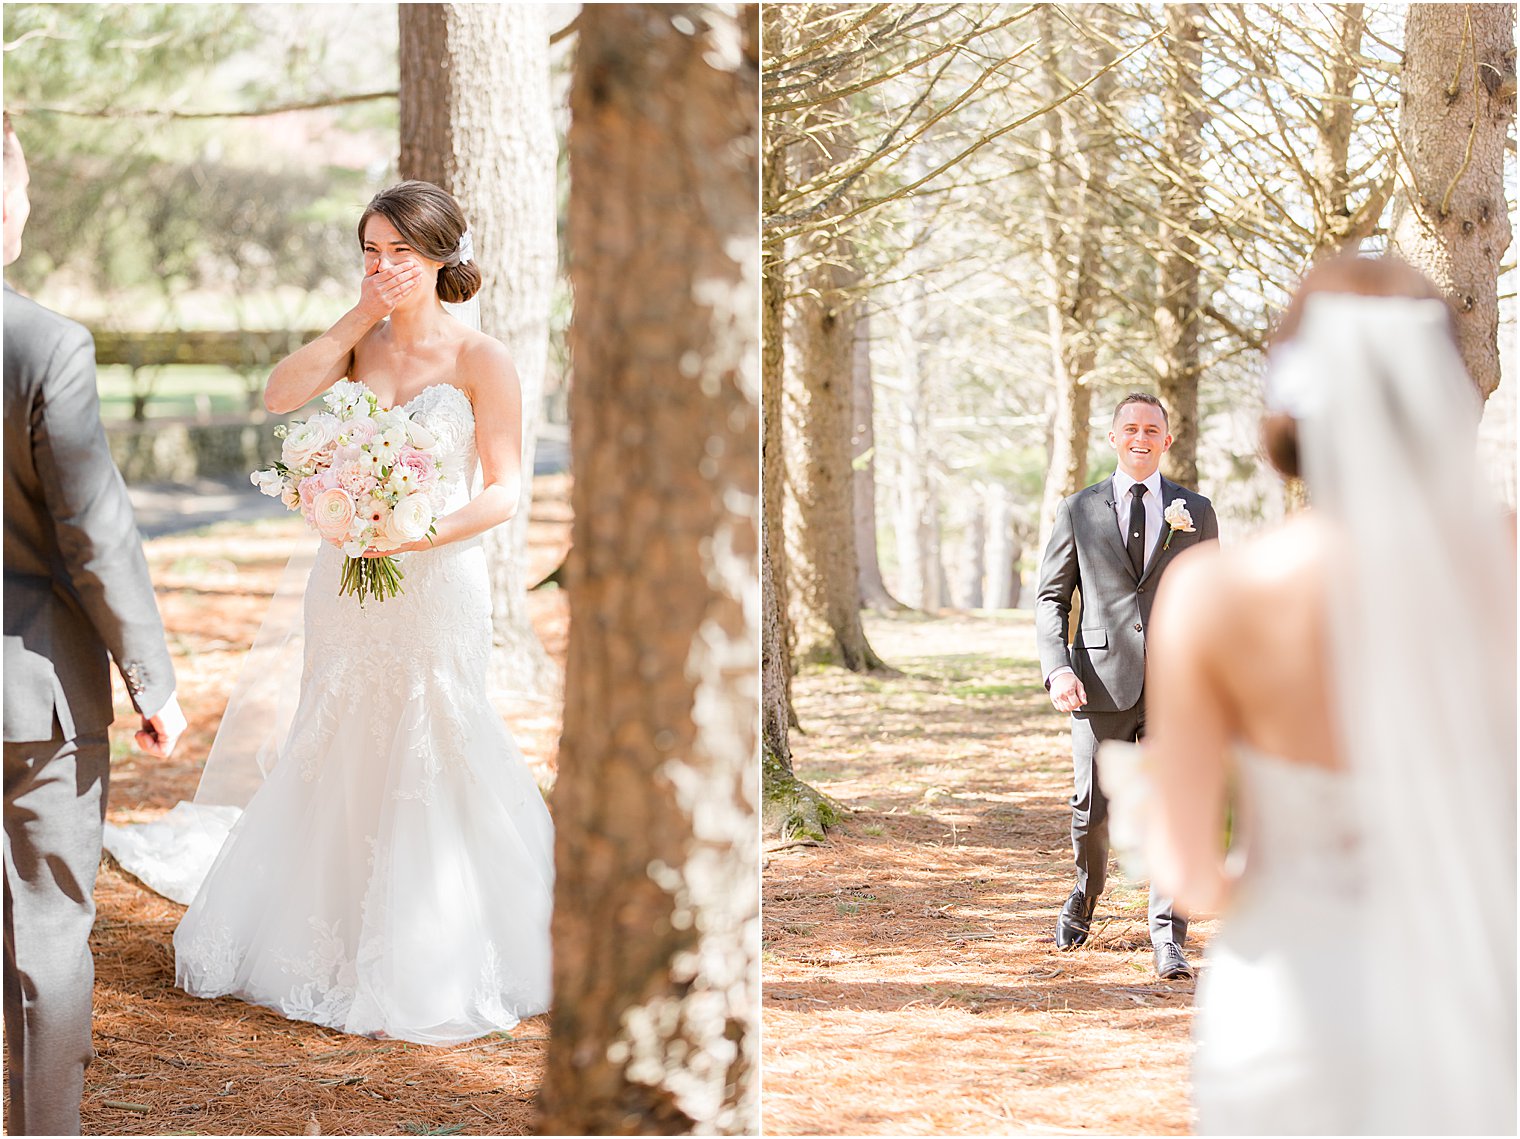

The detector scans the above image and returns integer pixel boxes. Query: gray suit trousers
[1070,706,1186,948]
[4,729,110,1137]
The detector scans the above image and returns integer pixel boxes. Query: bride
[111,181,554,1045]
[1133,256,1515,1133]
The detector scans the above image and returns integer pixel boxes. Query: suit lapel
[1086,480,1138,581]
[1140,478,1182,587]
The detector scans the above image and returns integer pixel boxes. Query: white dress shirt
[1109,468,1164,572]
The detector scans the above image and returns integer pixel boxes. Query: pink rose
[313,488,357,542]
[298,474,325,525]
[395,446,437,484]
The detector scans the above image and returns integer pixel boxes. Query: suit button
[1133,623,1143,632]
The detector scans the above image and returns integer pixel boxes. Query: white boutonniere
[1162,498,1195,550]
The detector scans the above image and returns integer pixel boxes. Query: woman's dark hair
[1263,254,1450,479]
[357,180,481,303]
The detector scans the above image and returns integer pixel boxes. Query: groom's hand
[1050,671,1088,713]
[135,692,187,758]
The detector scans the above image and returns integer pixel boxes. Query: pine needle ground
[763,612,1214,1135]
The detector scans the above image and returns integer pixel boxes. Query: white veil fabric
[1292,293,1516,1133]
[101,544,315,903]
[104,298,487,905]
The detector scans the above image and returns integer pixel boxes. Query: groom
[4,111,184,1135]
[1035,393,1218,980]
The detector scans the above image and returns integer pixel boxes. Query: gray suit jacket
[4,281,175,742]
[1035,474,1219,714]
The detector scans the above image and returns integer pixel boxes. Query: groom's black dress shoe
[1155,942,1195,980]
[1056,889,1097,950]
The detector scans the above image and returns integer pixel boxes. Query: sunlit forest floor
[74,475,571,1137]
[762,611,1214,1136]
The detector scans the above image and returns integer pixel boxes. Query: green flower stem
[338,554,406,605]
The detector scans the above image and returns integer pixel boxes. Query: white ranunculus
[341,537,368,558]
[387,493,434,544]
[1164,498,1196,533]
[281,416,338,469]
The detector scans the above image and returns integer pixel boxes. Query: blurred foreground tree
[543,5,759,1133]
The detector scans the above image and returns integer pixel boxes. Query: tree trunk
[955,497,986,610]
[1155,3,1206,487]
[761,72,799,727]
[541,6,759,1134]
[1390,2,1515,400]
[852,311,904,611]
[1311,4,1394,261]
[984,483,1018,610]
[892,202,938,612]
[761,533,838,841]
[781,76,885,671]
[399,3,558,694]
[1036,6,1113,553]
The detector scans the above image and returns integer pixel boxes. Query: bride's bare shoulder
[452,328,520,398]
[1159,514,1330,623]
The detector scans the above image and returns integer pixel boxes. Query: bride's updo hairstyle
[357,180,482,304]
[1263,254,1449,478]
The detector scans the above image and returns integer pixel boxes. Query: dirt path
[74,477,571,1137]
[761,612,1214,1136]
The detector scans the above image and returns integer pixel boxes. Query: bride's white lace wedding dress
[164,382,553,1045]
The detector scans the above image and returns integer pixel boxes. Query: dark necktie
[1127,483,1147,577]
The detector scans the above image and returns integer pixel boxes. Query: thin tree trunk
[1390,2,1515,400]
[761,63,800,728]
[1311,4,1394,261]
[852,311,904,611]
[893,195,936,611]
[1156,3,1206,487]
[1036,7,1113,552]
[984,483,1017,610]
[399,3,557,693]
[955,497,986,610]
[542,6,759,1133]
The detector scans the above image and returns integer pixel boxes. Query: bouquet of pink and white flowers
[252,381,446,603]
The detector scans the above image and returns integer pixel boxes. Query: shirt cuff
[1045,665,1075,690]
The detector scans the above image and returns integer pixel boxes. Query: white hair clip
[452,229,474,267]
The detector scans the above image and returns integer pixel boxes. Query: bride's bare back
[1160,512,1344,772]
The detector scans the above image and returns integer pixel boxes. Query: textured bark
[761,60,798,728]
[1311,4,1394,261]
[781,55,885,671]
[1155,3,1206,487]
[1391,2,1515,400]
[850,312,904,611]
[1035,7,1113,553]
[542,6,759,1133]
[398,3,558,693]
[761,535,837,841]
